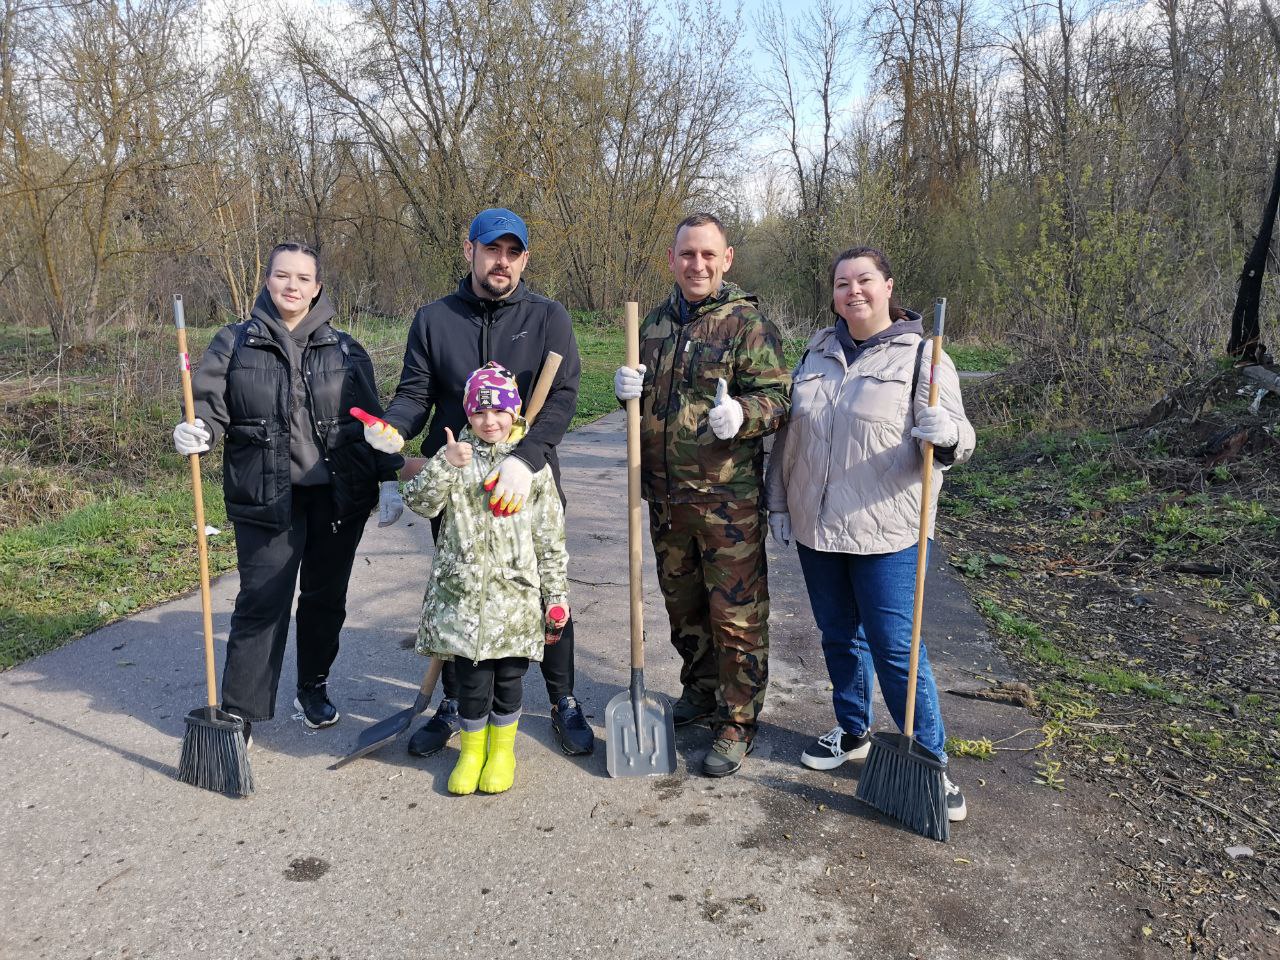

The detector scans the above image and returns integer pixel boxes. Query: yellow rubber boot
[478,721,518,794]
[447,727,488,795]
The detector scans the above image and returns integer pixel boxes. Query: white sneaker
[944,773,967,822]
[800,725,871,770]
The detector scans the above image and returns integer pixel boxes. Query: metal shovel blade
[329,659,442,770]
[605,679,676,778]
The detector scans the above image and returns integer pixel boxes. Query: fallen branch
[947,681,1038,709]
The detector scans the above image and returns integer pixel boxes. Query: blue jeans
[796,542,947,762]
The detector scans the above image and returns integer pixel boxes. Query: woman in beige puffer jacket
[764,246,975,823]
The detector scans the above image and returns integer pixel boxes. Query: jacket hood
[665,281,756,322]
[809,307,924,356]
[250,286,337,345]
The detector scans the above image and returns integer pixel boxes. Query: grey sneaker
[672,689,716,728]
[702,737,755,777]
[407,698,461,757]
[945,773,968,822]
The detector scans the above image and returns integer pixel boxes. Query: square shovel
[606,301,676,778]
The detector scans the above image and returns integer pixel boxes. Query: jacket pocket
[687,342,731,390]
[789,372,829,422]
[223,420,272,506]
[849,363,912,423]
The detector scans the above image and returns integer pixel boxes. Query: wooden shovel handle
[174,295,218,709]
[904,298,946,738]
[523,352,563,425]
[624,303,644,670]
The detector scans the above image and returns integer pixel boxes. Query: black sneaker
[672,689,716,728]
[551,695,595,756]
[294,682,339,729]
[800,725,871,770]
[241,720,252,750]
[945,773,968,822]
[407,698,460,757]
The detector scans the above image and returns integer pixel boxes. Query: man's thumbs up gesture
[708,377,744,440]
[443,427,472,468]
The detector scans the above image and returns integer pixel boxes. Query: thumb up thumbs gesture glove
[708,378,744,440]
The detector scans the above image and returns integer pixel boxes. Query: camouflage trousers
[648,498,769,742]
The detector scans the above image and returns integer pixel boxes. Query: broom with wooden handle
[173,294,254,797]
[854,297,950,841]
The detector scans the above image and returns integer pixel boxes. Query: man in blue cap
[365,207,595,758]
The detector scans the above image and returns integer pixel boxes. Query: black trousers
[454,656,529,723]
[221,485,366,721]
[430,513,574,704]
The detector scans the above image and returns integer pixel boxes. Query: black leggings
[454,656,529,723]
[430,514,574,704]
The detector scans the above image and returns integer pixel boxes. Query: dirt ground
[944,365,1280,957]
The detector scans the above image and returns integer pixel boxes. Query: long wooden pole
[903,298,945,739]
[174,295,218,708]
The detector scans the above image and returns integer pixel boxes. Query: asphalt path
[0,411,1142,959]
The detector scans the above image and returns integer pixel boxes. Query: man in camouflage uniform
[614,212,790,776]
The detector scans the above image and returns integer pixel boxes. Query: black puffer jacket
[191,291,403,531]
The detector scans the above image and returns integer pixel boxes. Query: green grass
[0,473,237,669]
[948,342,1015,372]
[573,322,626,428]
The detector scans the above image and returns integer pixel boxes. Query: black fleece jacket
[383,276,581,490]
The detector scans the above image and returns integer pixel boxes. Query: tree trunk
[1227,144,1280,362]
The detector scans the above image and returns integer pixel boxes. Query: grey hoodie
[251,287,334,485]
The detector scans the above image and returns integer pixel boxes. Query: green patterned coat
[401,428,568,664]
[637,283,791,504]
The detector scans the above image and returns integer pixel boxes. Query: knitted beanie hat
[463,361,522,417]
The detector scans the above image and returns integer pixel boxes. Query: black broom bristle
[177,707,254,797]
[856,732,948,842]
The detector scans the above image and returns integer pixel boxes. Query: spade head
[605,685,676,778]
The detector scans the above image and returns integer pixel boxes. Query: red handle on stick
[350,406,386,429]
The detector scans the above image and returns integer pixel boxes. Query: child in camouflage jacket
[401,362,569,795]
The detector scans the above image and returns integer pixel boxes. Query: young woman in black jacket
[172,242,402,745]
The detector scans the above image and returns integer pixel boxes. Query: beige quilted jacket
[764,325,975,554]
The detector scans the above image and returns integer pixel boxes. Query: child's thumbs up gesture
[443,427,472,468]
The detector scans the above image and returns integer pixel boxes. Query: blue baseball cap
[468,208,529,251]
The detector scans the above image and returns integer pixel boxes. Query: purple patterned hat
[463,362,522,417]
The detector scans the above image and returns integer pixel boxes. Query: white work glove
[363,419,405,454]
[483,455,534,517]
[910,406,959,449]
[377,480,403,526]
[614,364,646,401]
[173,418,211,455]
[768,511,791,546]
[708,378,744,440]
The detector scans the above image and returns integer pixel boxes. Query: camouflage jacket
[637,283,791,504]
[400,426,568,664]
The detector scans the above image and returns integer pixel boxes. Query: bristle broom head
[177,706,254,797]
[855,732,948,842]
